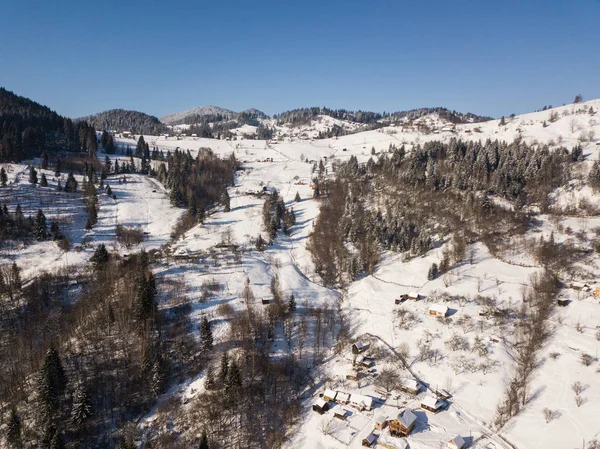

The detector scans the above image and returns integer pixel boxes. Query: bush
[116,224,144,249]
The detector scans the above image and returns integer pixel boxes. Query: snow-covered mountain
[160,105,237,125]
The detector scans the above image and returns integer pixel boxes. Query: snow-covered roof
[429,304,449,315]
[353,341,368,350]
[314,398,327,408]
[332,405,349,416]
[408,291,420,298]
[364,433,378,444]
[401,378,420,391]
[350,394,373,409]
[336,392,350,402]
[324,389,337,399]
[398,409,417,428]
[421,395,443,410]
[449,435,465,448]
[375,413,388,424]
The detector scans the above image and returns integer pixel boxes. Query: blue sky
[1,0,599,119]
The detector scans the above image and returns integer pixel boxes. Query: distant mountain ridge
[79,109,169,135]
[160,104,493,127]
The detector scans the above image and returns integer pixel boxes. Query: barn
[352,341,369,354]
[323,389,337,402]
[362,433,378,447]
[448,435,466,449]
[421,395,445,413]
[312,398,329,414]
[428,304,449,318]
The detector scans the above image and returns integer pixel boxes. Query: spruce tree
[225,361,242,394]
[90,244,109,270]
[40,172,48,187]
[151,360,165,397]
[6,407,22,447]
[294,191,301,202]
[222,191,231,212]
[71,382,93,430]
[0,167,7,187]
[65,172,78,192]
[37,346,67,420]
[41,151,49,169]
[54,159,61,178]
[205,364,216,390]
[11,262,21,290]
[288,292,296,313]
[219,352,229,384]
[29,166,38,184]
[35,209,47,240]
[427,262,439,280]
[199,429,209,449]
[256,233,266,251]
[200,316,214,353]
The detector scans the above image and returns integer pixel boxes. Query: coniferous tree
[37,346,67,420]
[427,262,439,280]
[256,233,266,251]
[64,172,78,192]
[199,429,209,449]
[0,167,7,186]
[11,262,21,290]
[56,179,62,191]
[90,244,109,270]
[294,191,301,202]
[219,352,229,385]
[35,209,47,240]
[222,190,231,212]
[205,364,216,390]
[288,292,297,313]
[41,151,49,169]
[150,360,166,397]
[29,166,38,184]
[54,159,61,178]
[590,160,600,191]
[200,316,214,353]
[6,407,22,447]
[225,361,242,395]
[40,172,48,187]
[135,272,156,321]
[71,382,93,431]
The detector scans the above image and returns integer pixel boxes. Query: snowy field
[3,98,600,448]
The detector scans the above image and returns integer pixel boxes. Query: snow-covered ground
[3,98,600,448]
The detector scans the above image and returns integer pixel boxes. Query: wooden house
[435,389,452,400]
[396,294,409,304]
[398,379,421,395]
[408,292,420,301]
[349,394,373,411]
[323,389,337,402]
[352,341,369,354]
[261,298,271,305]
[312,398,329,414]
[362,433,378,447]
[375,413,388,430]
[557,299,570,307]
[448,435,466,449]
[568,281,591,292]
[428,304,449,318]
[389,409,417,437]
[421,395,444,413]
[356,355,375,368]
[336,392,350,405]
[333,406,349,420]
